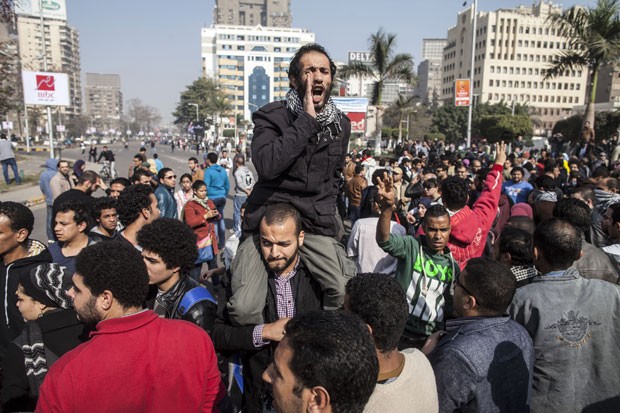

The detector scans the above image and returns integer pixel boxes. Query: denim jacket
[428,316,534,413]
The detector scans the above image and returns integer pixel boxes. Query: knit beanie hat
[511,203,533,219]
[20,263,73,309]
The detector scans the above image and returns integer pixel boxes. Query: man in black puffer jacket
[139,218,217,336]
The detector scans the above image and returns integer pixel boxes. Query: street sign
[2,121,13,130]
[455,79,471,107]
[56,125,65,132]
[22,71,70,106]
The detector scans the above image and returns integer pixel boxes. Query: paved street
[0,142,238,243]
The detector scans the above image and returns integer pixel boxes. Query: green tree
[338,29,414,138]
[546,0,620,128]
[173,77,231,129]
[478,114,533,143]
[430,105,469,142]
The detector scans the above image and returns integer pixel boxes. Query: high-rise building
[440,1,588,134]
[417,38,447,104]
[201,24,314,123]
[15,1,82,121]
[84,73,123,132]
[214,0,291,27]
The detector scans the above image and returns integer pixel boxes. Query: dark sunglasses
[165,175,177,179]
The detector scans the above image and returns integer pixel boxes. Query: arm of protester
[471,141,505,227]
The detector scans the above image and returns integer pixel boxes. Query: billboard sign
[333,97,369,133]
[348,51,373,65]
[22,71,70,106]
[455,79,471,107]
[15,0,67,21]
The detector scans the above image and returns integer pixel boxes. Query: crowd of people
[0,42,618,413]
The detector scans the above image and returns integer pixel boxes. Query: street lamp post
[188,103,199,155]
[466,0,478,149]
[39,0,55,158]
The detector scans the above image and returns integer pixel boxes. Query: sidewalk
[0,152,95,206]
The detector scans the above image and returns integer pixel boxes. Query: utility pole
[466,0,478,149]
[39,0,54,158]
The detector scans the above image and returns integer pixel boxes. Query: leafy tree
[125,99,161,133]
[430,105,469,142]
[339,29,414,138]
[478,114,533,143]
[173,77,231,129]
[546,0,620,128]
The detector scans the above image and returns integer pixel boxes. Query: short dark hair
[345,273,407,352]
[536,175,557,191]
[498,227,533,266]
[179,173,192,184]
[158,167,173,180]
[592,165,610,179]
[553,198,591,234]
[56,201,90,227]
[137,218,197,274]
[191,179,206,192]
[511,166,525,176]
[133,153,145,162]
[153,153,158,159]
[93,197,117,220]
[0,201,34,236]
[283,310,378,412]
[57,160,69,168]
[424,204,450,221]
[441,176,469,210]
[75,241,148,309]
[464,257,516,316]
[505,215,536,235]
[534,219,581,269]
[207,152,218,164]
[288,43,337,87]
[610,203,620,224]
[131,169,151,184]
[188,157,198,164]
[261,203,302,235]
[354,164,364,175]
[110,177,130,188]
[571,185,596,206]
[117,184,154,226]
[77,170,99,185]
[605,178,620,193]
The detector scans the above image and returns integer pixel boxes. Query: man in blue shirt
[502,166,533,204]
[204,152,230,249]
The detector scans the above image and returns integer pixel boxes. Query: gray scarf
[285,89,342,140]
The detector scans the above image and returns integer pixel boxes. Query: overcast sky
[66,0,597,123]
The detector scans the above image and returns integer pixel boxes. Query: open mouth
[311,86,324,103]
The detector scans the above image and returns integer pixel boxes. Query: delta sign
[22,71,70,106]
[333,97,369,133]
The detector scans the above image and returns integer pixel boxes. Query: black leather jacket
[146,277,217,337]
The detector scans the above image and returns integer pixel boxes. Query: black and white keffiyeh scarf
[285,89,342,140]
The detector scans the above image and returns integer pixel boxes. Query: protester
[204,152,230,249]
[346,273,438,413]
[0,133,21,185]
[49,160,74,201]
[154,167,178,219]
[49,201,97,273]
[116,184,160,247]
[107,177,130,199]
[37,241,226,412]
[174,173,193,219]
[89,197,118,242]
[232,155,254,234]
[1,263,87,411]
[39,159,59,242]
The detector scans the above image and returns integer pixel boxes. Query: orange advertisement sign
[455,79,471,107]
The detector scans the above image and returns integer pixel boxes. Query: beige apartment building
[16,14,82,119]
[201,24,314,123]
[214,0,291,27]
[441,1,588,135]
[85,73,123,132]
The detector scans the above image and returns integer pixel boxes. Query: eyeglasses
[454,274,483,306]
[165,175,177,179]
[423,185,436,190]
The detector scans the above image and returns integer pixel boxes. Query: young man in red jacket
[441,142,506,269]
[37,242,226,413]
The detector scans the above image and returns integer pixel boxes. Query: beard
[295,78,333,112]
[266,251,299,274]
[75,295,102,324]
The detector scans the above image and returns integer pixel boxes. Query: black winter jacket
[244,101,350,239]
[146,277,217,337]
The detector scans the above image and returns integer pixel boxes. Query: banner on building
[15,0,67,21]
[333,97,369,133]
[455,79,471,107]
[22,71,70,106]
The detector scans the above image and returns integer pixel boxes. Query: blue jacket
[40,158,59,206]
[204,164,230,200]
[154,184,178,219]
[428,316,534,413]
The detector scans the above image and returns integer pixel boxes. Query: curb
[23,196,46,207]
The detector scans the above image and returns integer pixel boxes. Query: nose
[67,286,75,299]
[262,364,274,384]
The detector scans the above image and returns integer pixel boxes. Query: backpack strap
[178,286,216,316]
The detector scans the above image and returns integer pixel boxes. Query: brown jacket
[347,175,367,207]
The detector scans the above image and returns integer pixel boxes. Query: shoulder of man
[256,101,286,115]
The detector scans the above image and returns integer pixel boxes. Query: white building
[441,1,588,135]
[16,1,82,120]
[201,24,314,123]
[417,39,447,104]
[84,73,123,132]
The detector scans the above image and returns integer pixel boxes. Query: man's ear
[307,386,330,412]
[298,230,305,248]
[499,252,512,265]
[289,75,298,89]
[98,290,114,312]
[15,228,29,243]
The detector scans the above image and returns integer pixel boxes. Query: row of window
[218,34,300,42]
[488,78,582,91]
[489,66,582,77]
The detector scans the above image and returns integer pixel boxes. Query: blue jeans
[211,197,227,249]
[233,194,247,234]
[349,205,361,226]
[1,158,21,184]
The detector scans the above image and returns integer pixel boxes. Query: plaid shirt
[252,258,300,348]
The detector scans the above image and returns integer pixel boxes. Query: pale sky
[66,0,597,123]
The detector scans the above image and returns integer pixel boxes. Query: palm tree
[545,0,620,129]
[339,29,414,139]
